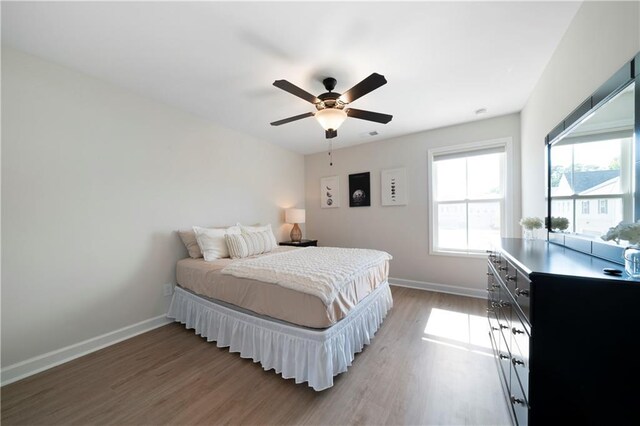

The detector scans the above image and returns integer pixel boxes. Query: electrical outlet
[163,283,173,296]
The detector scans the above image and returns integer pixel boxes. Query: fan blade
[325,129,337,139]
[340,73,387,104]
[270,112,314,126]
[273,80,320,104]
[346,108,393,124]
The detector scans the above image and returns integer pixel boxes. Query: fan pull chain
[328,140,333,166]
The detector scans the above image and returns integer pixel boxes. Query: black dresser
[487,238,639,425]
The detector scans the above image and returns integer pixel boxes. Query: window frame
[550,137,632,233]
[427,137,514,258]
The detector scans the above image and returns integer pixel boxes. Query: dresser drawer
[509,333,529,399]
[514,270,531,324]
[495,255,510,282]
[509,371,529,426]
[497,257,531,326]
[487,265,500,295]
[488,312,501,350]
[498,332,512,384]
[510,310,530,356]
[488,250,502,268]
[496,296,511,345]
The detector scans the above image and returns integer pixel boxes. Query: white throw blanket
[221,247,392,306]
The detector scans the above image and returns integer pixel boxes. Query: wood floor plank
[1,287,512,425]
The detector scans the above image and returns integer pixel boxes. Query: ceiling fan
[270,73,393,139]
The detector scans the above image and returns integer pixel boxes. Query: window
[429,138,512,256]
[598,199,608,214]
[550,137,632,237]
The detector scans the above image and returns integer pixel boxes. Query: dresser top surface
[498,238,638,283]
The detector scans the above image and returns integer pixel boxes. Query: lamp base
[290,223,302,242]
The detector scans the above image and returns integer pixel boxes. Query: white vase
[523,229,534,240]
[624,246,640,278]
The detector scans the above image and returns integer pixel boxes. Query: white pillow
[238,223,278,249]
[193,225,241,261]
[225,230,274,259]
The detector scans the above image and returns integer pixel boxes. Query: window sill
[429,249,488,259]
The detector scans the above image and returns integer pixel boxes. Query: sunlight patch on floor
[422,308,492,355]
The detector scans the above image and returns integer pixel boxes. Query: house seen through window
[550,138,631,236]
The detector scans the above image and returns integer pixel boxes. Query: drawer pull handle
[499,354,509,360]
[491,326,499,331]
[498,266,508,271]
[512,328,525,335]
[510,396,526,406]
[516,288,529,297]
[486,272,494,276]
[499,300,510,307]
[512,358,525,366]
[500,324,508,330]
[506,275,516,282]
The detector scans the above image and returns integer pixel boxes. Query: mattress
[176,247,390,328]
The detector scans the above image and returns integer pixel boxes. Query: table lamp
[285,208,305,242]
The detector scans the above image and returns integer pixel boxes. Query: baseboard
[1,315,172,386]
[389,277,486,299]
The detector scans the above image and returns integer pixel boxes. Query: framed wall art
[320,176,340,208]
[381,168,407,206]
[348,172,371,207]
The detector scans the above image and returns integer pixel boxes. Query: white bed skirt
[166,280,393,391]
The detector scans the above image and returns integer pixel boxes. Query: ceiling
[1,1,581,155]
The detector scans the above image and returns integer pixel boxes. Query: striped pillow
[225,230,275,259]
[238,223,278,249]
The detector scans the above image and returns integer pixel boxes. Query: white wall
[305,114,521,294]
[1,48,305,368]
[521,1,640,218]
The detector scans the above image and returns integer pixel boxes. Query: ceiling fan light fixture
[315,108,347,131]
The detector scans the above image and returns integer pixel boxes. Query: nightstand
[279,239,318,247]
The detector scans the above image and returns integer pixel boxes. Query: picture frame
[381,168,407,206]
[348,172,371,207]
[320,176,340,208]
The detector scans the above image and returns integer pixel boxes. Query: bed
[167,246,393,391]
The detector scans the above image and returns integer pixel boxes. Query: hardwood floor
[1,287,512,425]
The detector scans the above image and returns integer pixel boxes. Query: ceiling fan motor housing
[316,92,344,110]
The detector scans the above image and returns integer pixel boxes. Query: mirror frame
[545,51,640,264]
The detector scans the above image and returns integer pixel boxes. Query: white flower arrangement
[601,221,640,245]
[519,217,543,231]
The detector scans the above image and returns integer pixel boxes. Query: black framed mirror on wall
[545,51,640,264]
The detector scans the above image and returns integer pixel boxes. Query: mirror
[549,82,635,239]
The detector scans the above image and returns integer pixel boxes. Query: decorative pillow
[178,229,203,259]
[225,230,275,259]
[238,223,278,250]
[192,226,241,261]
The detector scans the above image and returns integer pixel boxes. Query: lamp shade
[315,108,347,131]
[285,208,306,224]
